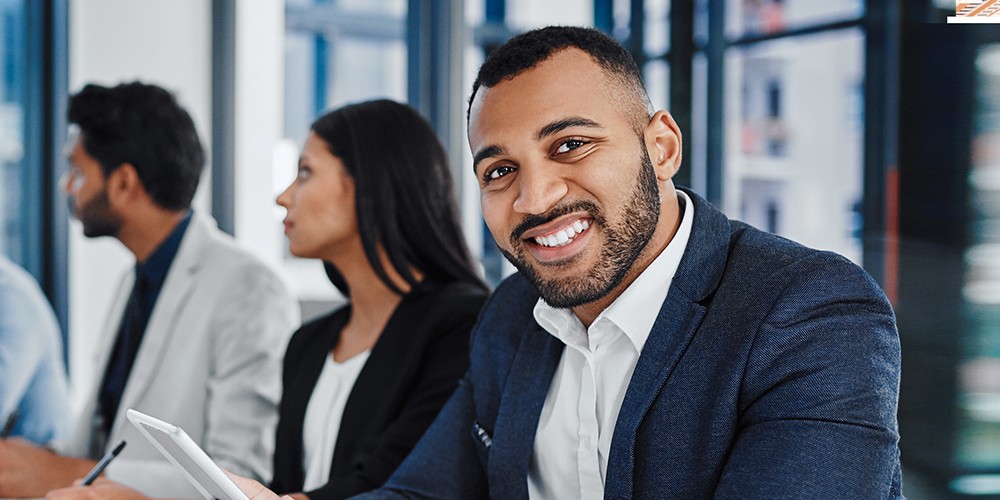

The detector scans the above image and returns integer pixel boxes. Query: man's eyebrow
[472,145,506,171]
[537,117,603,141]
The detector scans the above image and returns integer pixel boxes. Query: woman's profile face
[276,132,359,260]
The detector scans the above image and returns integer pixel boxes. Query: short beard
[499,145,661,308]
[72,188,121,238]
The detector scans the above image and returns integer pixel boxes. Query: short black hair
[468,26,652,126]
[68,81,204,210]
[311,99,486,296]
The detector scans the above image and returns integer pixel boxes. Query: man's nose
[511,163,568,215]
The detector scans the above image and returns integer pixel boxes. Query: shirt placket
[577,349,604,500]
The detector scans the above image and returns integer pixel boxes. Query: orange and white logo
[949,1,1000,23]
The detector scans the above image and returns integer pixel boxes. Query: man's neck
[119,209,189,263]
[571,188,683,328]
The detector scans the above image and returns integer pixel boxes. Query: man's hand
[0,438,96,497]
[45,478,149,499]
[224,470,295,500]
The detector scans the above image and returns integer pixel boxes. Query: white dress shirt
[527,191,695,500]
[301,350,370,490]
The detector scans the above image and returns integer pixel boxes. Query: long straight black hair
[311,99,486,296]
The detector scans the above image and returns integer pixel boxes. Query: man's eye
[555,139,587,154]
[297,168,310,180]
[485,166,514,182]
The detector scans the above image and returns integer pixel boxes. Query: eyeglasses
[61,166,85,193]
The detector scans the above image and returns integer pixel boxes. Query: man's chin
[521,271,608,309]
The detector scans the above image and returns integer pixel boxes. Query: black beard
[499,146,660,308]
[72,188,121,238]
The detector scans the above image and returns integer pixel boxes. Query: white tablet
[125,409,249,500]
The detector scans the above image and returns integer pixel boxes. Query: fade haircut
[68,82,204,210]
[468,26,653,131]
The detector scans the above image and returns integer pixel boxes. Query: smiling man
[231,25,902,499]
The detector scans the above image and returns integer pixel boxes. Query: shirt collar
[136,210,192,286]
[533,190,695,354]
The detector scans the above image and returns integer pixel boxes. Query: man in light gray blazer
[0,82,299,498]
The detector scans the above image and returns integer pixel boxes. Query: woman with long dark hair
[269,99,488,499]
[46,99,487,500]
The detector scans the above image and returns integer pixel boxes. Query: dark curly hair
[68,81,204,210]
[468,26,652,130]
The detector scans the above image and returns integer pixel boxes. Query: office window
[284,0,407,144]
[724,29,865,261]
[0,0,68,343]
[641,0,671,112]
[0,0,26,264]
[505,0,594,31]
[954,42,1000,482]
[280,0,408,309]
[727,0,863,37]
[687,0,868,263]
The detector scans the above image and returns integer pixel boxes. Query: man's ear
[644,110,683,182]
[105,163,143,208]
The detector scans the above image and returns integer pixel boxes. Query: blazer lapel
[108,214,208,437]
[489,321,564,500]
[64,271,134,457]
[604,189,732,499]
[604,292,706,499]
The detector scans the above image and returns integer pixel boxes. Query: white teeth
[532,219,591,248]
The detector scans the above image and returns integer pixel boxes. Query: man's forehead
[468,49,616,139]
[471,49,605,105]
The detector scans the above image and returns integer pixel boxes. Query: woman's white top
[301,350,371,490]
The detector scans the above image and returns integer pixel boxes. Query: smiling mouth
[529,218,591,248]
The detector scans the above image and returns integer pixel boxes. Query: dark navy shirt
[133,211,192,324]
[98,211,192,435]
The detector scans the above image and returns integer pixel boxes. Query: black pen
[81,440,126,485]
[0,411,17,439]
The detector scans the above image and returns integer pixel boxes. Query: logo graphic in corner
[949,1,1000,23]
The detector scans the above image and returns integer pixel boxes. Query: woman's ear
[644,110,683,182]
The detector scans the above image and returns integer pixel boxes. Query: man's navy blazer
[366,189,902,499]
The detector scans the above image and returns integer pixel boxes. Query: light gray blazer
[63,212,299,497]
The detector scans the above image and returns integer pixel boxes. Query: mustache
[509,200,603,245]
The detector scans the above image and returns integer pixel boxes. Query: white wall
[232,0,340,302]
[67,0,213,415]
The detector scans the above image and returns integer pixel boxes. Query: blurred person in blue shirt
[0,254,69,445]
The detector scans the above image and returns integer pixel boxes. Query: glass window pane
[955,42,1000,476]
[613,0,631,39]
[643,59,669,112]
[723,28,864,263]
[506,0,593,31]
[727,0,864,38]
[283,31,317,145]
[644,0,670,55]
[281,2,406,303]
[334,0,405,18]
[324,36,406,108]
[288,0,405,18]
[0,0,25,264]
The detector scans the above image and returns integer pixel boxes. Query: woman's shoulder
[410,280,489,318]
[285,305,350,358]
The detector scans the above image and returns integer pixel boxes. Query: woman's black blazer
[270,280,488,499]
